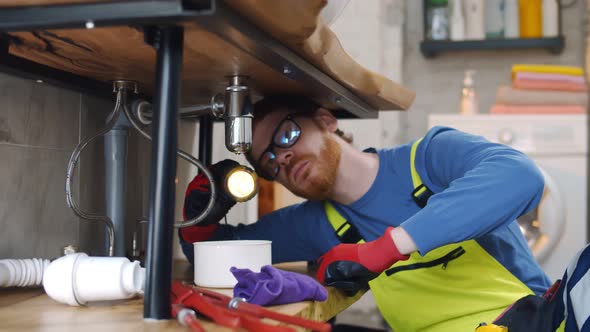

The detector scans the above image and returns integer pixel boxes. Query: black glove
[183,159,240,225]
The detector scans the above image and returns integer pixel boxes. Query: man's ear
[313,108,338,132]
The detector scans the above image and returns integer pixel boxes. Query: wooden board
[0,261,363,332]
[225,0,325,44]
[7,26,306,107]
[228,0,416,110]
[3,0,415,111]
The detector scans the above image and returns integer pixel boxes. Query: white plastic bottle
[504,0,520,38]
[485,0,505,39]
[450,0,465,41]
[464,0,485,40]
[542,0,559,37]
[460,70,479,115]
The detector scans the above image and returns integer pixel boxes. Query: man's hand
[180,159,240,263]
[181,159,241,243]
[316,227,409,295]
[183,159,240,225]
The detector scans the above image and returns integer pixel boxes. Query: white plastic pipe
[0,263,9,286]
[0,259,50,288]
[43,253,145,306]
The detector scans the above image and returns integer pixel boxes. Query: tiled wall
[0,72,151,259]
[0,73,80,259]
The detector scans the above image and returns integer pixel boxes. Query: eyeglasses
[256,114,302,180]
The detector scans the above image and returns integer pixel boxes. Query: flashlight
[224,166,258,202]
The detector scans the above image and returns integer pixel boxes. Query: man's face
[250,110,341,200]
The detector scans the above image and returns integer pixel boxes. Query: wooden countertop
[1,0,415,112]
[0,261,363,332]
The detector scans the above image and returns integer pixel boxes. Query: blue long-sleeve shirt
[186,126,551,295]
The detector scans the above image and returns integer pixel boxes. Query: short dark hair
[252,94,319,124]
[245,94,353,171]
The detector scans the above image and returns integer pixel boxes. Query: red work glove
[179,160,240,263]
[183,159,239,226]
[316,227,409,295]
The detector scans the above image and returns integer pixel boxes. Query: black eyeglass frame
[255,114,302,180]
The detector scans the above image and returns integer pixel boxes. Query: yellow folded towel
[512,64,584,78]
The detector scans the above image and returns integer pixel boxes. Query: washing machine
[428,114,588,281]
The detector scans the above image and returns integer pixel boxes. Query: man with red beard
[179,95,589,332]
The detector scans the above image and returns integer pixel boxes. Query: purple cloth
[230,265,327,306]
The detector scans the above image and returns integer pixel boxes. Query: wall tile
[0,73,34,145]
[26,82,79,149]
[0,72,79,149]
[0,145,78,259]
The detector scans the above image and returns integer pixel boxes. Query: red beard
[285,134,341,200]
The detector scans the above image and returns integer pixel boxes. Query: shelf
[420,36,565,58]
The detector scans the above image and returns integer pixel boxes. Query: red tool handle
[233,301,331,332]
[171,304,206,332]
[195,286,331,332]
[172,282,299,331]
[172,282,241,329]
[237,313,296,332]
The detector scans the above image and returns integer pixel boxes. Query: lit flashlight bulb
[226,167,257,202]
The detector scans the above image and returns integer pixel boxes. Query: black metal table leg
[144,25,184,320]
[199,115,213,166]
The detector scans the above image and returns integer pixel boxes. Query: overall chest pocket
[385,246,466,276]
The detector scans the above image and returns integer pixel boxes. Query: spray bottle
[460,70,479,115]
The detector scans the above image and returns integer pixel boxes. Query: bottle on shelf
[542,0,559,37]
[485,0,505,39]
[504,0,520,38]
[464,0,485,40]
[460,70,479,115]
[450,0,465,41]
[427,0,450,40]
[519,0,542,38]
